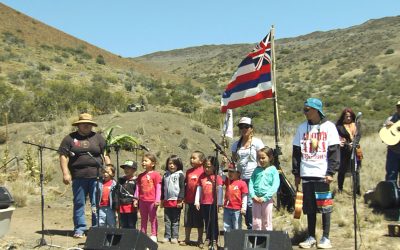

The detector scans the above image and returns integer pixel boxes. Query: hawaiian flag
[221,31,274,113]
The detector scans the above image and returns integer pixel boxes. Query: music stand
[22,141,61,248]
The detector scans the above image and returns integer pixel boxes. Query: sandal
[179,240,189,246]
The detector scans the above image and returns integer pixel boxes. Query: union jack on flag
[221,31,274,113]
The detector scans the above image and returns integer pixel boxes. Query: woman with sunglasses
[231,117,265,229]
[292,98,340,249]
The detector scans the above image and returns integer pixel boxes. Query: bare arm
[59,155,71,185]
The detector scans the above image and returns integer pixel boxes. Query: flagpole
[270,25,282,167]
[271,25,296,212]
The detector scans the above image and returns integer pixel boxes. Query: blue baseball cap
[304,98,325,118]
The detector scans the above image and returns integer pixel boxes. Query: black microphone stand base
[34,237,62,248]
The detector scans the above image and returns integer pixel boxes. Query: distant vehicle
[127,103,146,112]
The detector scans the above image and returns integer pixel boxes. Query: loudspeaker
[84,227,158,250]
[224,230,292,250]
[0,187,14,209]
[371,181,400,208]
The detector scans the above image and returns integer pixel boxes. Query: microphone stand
[107,144,122,228]
[350,117,362,250]
[210,138,227,250]
[86,152,104,229]
[22,141,61,248]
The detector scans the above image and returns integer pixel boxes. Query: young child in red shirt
[222,164,248,231]
[98,164,117,227]
[134,152,162,242]
[180,150,205,247]
[195,156,223,249]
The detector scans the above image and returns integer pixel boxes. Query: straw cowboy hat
[71,113,98,127]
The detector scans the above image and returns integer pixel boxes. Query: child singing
[134,152,162,242]
[249,147,280,230]
[195,156,223,249]
[223,164,248,231]
[98,164,117,227]
[118,160,138,229]
[160,155,185,244]
[180,151,205,247]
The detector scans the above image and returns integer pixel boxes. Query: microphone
[62,147,75,157]
[210,138,224,153]
[139,144,150,152]
[355,112,362,122]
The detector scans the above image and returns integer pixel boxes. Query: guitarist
[383,101,400,183]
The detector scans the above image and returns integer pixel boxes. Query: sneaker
[160,238,169,243]
[299,236,316,249]
[171,238,178,244]
[317,236,332,249]
[150,235,157,242]
[73,232,84,239]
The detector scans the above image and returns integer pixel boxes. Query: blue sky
[1,0,399,57]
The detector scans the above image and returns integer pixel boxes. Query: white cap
[238,117,252,126]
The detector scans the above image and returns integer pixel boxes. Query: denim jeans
[72,178,98,234]
[243,179,253,229]
[223,208,242,231]
[164,207,181,239]
[120,212,138,229]
[99,207,116,227]
[385,149,400,182]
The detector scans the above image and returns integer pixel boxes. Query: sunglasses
[238,124,251,129]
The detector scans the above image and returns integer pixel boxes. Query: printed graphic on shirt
[141,174,154,192]
[301,129,328,160]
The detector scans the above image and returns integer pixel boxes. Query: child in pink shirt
[134,152,162,242]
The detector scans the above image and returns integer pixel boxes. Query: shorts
[302,181,333,214]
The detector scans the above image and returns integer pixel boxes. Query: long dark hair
[165,154,183,171]
[205,156,219,174]
[336,107,356,125]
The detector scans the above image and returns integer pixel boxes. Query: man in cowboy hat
[292,98,340,249]
[58,113,111,238]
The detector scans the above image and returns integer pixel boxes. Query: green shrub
[96,54,106,65]
[179,138,189,149]
[192,124,205,134]
[38,62,50,71]
[384,48,394,55]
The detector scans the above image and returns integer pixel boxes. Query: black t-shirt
[59,131,106,179]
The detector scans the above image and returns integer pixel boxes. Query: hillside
[1,1,400,134]
[0,3,205,125]
[134,16,400,132]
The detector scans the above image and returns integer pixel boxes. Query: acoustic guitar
[379,121,400,146]
[293,191,303,219]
